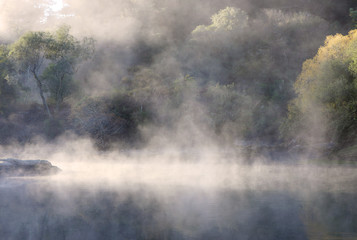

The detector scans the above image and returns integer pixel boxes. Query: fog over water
[1,139,357,239]
[1,0,357,239]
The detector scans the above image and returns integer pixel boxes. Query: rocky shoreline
[0,159,60,177]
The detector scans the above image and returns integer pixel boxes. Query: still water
[1,162,357,240]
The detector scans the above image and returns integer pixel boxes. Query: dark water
[1,164,357,240]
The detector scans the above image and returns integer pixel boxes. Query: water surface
[1,162,357,240]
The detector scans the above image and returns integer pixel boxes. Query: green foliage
[203,83,253,138]
[9,30,54,117]
[193,7,248,34]
[9,31,51,70]
[44,25,94,110]
[42,60,76,107]
[288,30,357,145]
[0,45,16,115]
[186,7,328,142]
[0,2,352,147]
[171,75,199,108]
[9,25,95,116]
[43,25,94,110]
[0,45,13,78]
[46,25,95,62]
[122,67,169,104]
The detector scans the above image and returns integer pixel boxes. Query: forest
[0,0,356,160]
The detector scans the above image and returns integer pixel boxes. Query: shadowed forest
[0,0,356,160]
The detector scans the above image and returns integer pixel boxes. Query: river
[1,162,357,240]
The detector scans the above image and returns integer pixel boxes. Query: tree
[9,26,94,117]
[185,7,330,142]
[0,45,16,115]
[9,31,52,117]
[286,30,357,145]
[44,25,95,111]
[192,7,248,38]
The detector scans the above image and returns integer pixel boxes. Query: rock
[0,158,61,177]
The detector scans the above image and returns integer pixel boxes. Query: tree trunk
[33,71,52,118]
[55,74,64,113]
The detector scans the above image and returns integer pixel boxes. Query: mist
[1,0,357,239]
[1,136,357,239]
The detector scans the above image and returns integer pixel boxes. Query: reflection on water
[1,163,357,240]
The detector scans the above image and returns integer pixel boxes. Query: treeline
[282,30,357,149]
[0,2,356,152]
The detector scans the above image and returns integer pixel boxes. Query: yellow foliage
[289,30,357,143]
[295,30,357,110]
